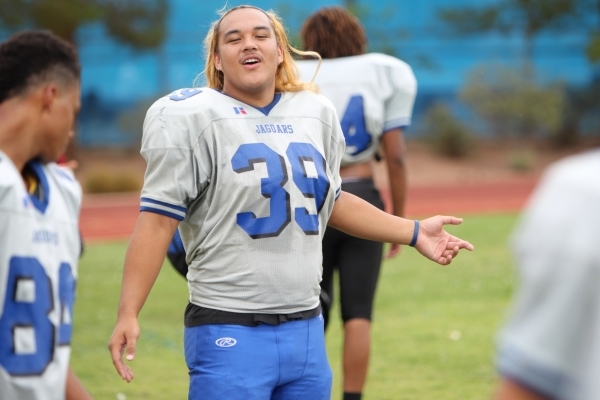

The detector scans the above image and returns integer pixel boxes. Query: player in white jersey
[296,7,416,399]
[0,31,91,400]
[494,148,600,400]
[107,6,473,400]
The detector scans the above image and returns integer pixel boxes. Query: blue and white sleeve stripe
[496,344,569,399]
[335,187,342,201]
[140,197,187,221]
[383,117,411,132]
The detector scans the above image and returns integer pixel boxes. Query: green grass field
[72,213,519,399]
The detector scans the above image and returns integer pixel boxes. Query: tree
[341,0,405,57]
[0,0,168,158]
[423,103,475,159]
[460,64,565,138]
[0,0,167,47]
[438,0,582,67]
[587,0,600,62]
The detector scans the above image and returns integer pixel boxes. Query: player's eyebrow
[223,26,272,39]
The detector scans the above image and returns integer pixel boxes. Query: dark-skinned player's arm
[380,127,407,259]
[328,191,474,265]
[66,366,93,400]
[494,378,550,400]
[108,211,178,383]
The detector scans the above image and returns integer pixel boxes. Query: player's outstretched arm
[328,191,473,265]
[108,211,179,383]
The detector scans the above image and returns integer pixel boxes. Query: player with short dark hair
[297,7,415,399]
[0,30,92,400]
[0,32,81,103]
[107,6,473,399]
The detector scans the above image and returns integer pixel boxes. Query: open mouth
[243,58,260,65]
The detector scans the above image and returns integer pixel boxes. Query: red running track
[80,180,537,242]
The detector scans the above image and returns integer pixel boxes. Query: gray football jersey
[0,152,82,400]
[140,88,345,314]
[296,53,417,166]
[496,149,600,399]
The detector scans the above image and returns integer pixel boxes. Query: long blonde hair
[200,5,320,93]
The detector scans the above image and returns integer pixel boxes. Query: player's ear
[40,83,59,112]
[277,44,283,65]
[214,51,223,72]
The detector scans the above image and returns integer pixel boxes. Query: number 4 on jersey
[340,95,371,156]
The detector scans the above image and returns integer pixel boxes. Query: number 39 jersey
[296,53,417,166]
[0,152,82,400]
[140,89,345,314]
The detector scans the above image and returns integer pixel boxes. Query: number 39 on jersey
[232,142,330,239]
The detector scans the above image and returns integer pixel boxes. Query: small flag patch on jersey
[233,107,247,115]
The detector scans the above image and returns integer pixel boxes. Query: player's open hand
[108,316,140,383]
[414,216,474,265]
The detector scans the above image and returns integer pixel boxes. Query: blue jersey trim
[140,197,187,213]
[335,187,342,201]
[253,93,281,116]
[215,89,282,116]
[168,229,185,255]
[51,165,75,182]
[383,117,411,132]
[28,162,50,214]
[140,207,185,221]
[382,125,408,135]
[496,344,570,400]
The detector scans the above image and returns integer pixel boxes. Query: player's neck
[0,99,40,173]
[221,83,277,108]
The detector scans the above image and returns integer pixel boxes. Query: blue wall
[4,0,597,145]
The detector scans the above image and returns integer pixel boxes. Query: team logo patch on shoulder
[215,337,237,347]
[169,88,202,101]
[233,107,247,115]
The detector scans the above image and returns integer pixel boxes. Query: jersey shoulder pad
[364,53,417,92]
[142,88,216,149]
[295,59,320,77]
[47,163,83,212]
[0,153,21,194]
[298,90,336,110]
[545,149,600,190]
[147,87,212,116]
[295,90,339,121]
[363,53,411,70]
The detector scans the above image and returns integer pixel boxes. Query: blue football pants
[184,315,332,400]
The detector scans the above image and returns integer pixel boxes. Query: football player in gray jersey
[108,6,474,400]
[494,149,600,400]
[297,8,415,399]
[0,31,92,400]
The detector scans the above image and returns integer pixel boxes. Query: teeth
[244,58,259,64]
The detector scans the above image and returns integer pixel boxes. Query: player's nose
[242,38,258,52]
